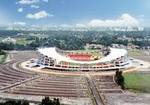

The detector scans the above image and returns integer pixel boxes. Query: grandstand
[5,75,88,98]
[0,62,37,90]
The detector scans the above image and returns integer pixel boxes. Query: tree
[0,100,29,105]
[22,100,29,105]
[40,97,60,105]
[53,98,60,105]
[41,97,51,105]
[115,70,125,90]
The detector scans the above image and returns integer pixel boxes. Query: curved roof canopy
[38,47,127,64]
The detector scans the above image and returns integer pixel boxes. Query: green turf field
[16,38,34,45]
[124,72,150,93]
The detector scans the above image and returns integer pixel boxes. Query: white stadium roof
[38,47,127,64]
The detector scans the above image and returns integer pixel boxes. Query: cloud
[75,24,86,27]
[17,0,48,5]
[57,14,141,28]
[14,22,26,26]
[42,0,48,2]
[30,5,39,8]
[86,13,140,27]
[17,0,39,5]
[17,8,23,12]
[26,10,53,20]
[60,24,72,27]
[137,15,145,22]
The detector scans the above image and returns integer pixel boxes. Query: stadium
[0,47,148,105]
[37,47,129,71]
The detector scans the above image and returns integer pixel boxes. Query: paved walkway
[86,74,105,105]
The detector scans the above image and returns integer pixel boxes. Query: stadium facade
[37,47,129,71]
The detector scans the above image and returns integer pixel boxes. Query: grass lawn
[16,38,34,45]
[123,72,150,93]
[0,54,7,64]
[128,50,143,57]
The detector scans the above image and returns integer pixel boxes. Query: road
[86,74,105,105]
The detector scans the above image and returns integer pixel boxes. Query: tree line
[0,30,150,51]
[0,97,60,105]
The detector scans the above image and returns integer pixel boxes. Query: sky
[0,0,150,27]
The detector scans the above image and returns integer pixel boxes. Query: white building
[2,37,16,44]
[37,47,129,71]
